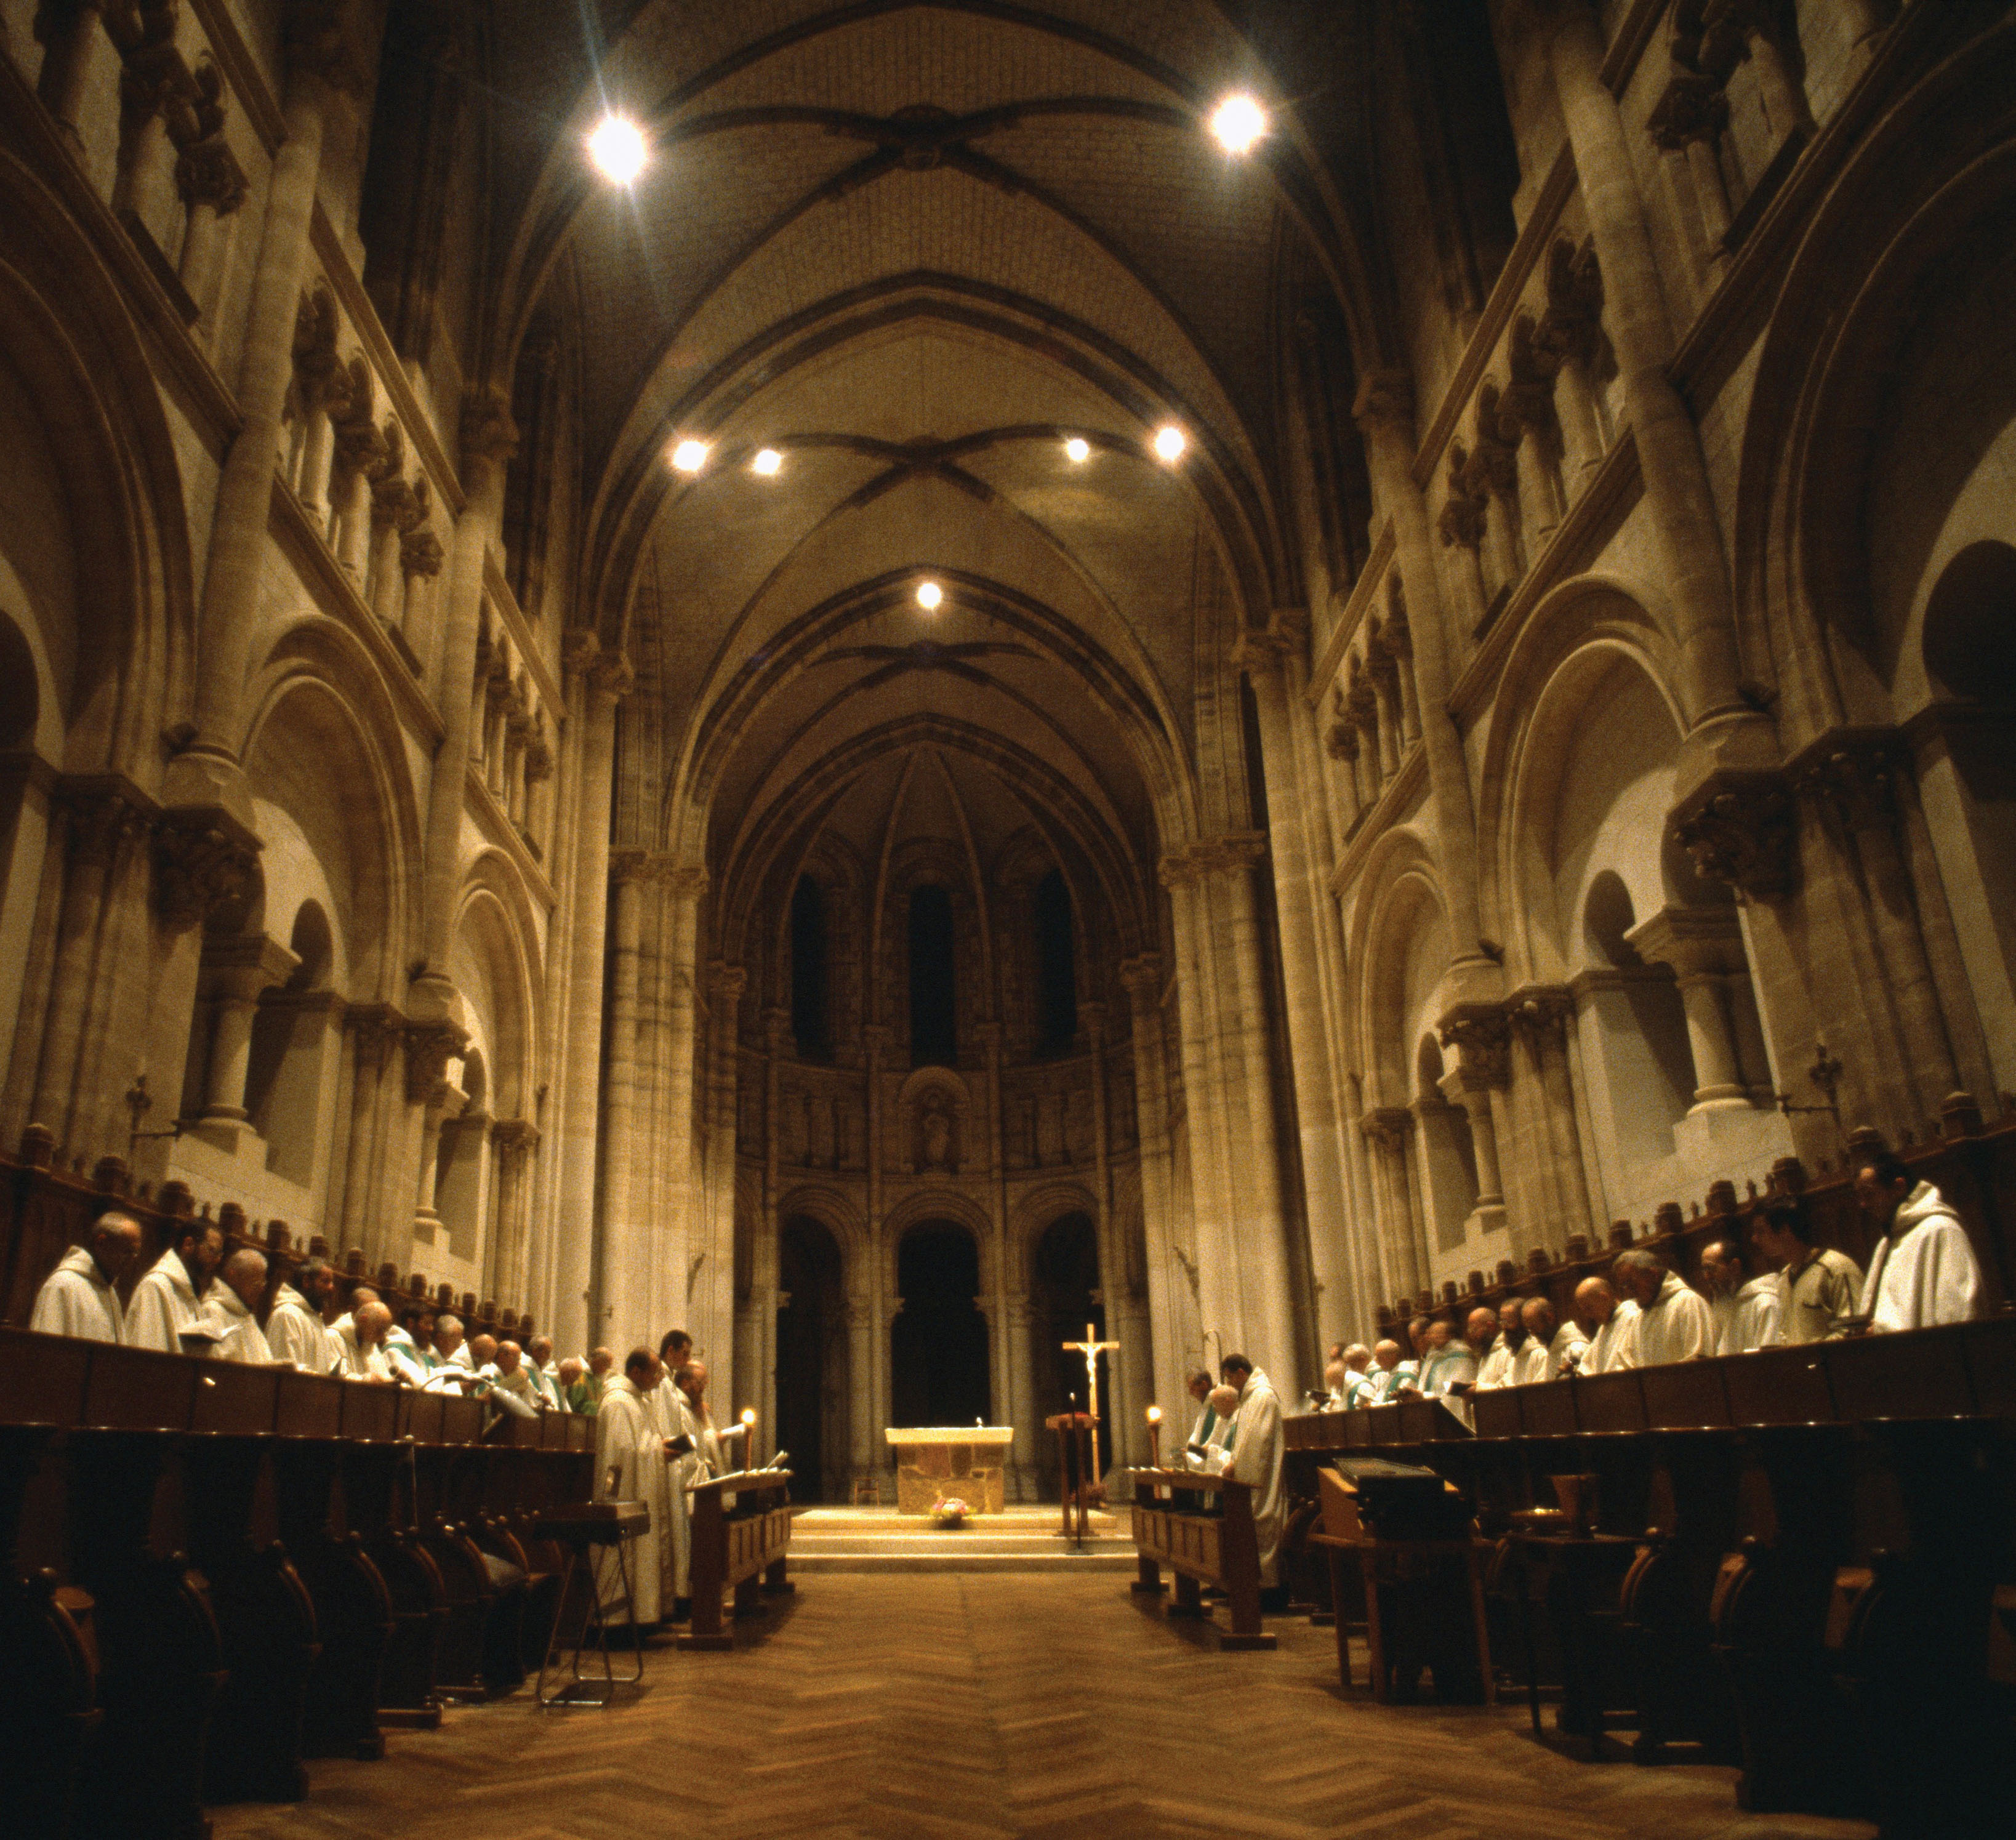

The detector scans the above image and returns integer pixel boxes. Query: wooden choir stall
[678,1469,795,1652]
[1124,1468,1276,1650]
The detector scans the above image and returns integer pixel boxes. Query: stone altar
[885,1426,1013,1514]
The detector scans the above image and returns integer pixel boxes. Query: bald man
[339,1301,394,1380]
[31,1210,143,1343]
[206,1248,276,1363]
[1575,1276,1636,1374]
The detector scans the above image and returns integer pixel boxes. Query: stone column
[398,527,444,657]
[649,865,709,1338]
[36,1,120,161]
[412,1082,447,1240]
[335,1006,397,1258]
[1547,1,1752,744]
[547,635,630,1353]
[174,132,249,334]
[1626,908,1748,1107]
[111,17,185,240]
[485,1118,535,1304]
[863,1023,891,1448]
[198,935,300,1125]
[1211,835,1303,1394]
[171,25,363,826]
[700,962,746,1388]
[596,851,653,1349]
[1361,1107,1424,1304]
[846,1294,875,1494]
[1004,1291,1040,1499]
[1120,954,1187,1426]
[1239,623,1357,1352]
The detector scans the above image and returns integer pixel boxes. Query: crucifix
[1058,1322,1119,1546]
[1062,1321,1122,1421]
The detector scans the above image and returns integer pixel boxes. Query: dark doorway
[891,1223,990,1431]
[776,1216,848,1503]
[1034,869,1077,1056]
[1032,1212,1106,1487]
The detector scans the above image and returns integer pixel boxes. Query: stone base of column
[1463,1199,1508,1240]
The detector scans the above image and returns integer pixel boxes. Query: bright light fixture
[587,114,649,185]
[915,580,944,610]
[752,448,783,476]
[1152,424,1187,463]
[1209,93,1269,156]
[1063,436,1091,464]
[670,438,710,474]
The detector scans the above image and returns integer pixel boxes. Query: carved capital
[1351,366,1416,436]
[283,0,377,98]
[609,848,657,888]
[399,528,444,579]
[1508,985,1576,1044]
[58,779,150,872]
[459,387,519,469]
[153,808,259,933]
[1669,770,1797,902]
[1791,729,1907,837]
[174,134,247,214]
[490,1116,538,1157]
[1437,1004,1511,1090]
[589,648,635,704]
[1117,954,1162,1005]
[1438,445,1489,550]
[1361,1104,1416,1153]
[710,961,749,1002]
[1648,70,1730,150]
[403,1018,467,1103]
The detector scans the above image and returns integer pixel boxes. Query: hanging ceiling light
[1208,93,1269,156]
[751,448,783,476]
[670,438,710,474]
[587,114,649,185]
[1152,424,1187,463]
[1063,436,1091,464]
[915,580,944,610]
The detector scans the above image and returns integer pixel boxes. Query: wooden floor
[212,1575,1876,1840]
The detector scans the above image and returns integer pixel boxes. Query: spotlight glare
[915,580,944,611]
[587,114,649,185]
[1063,436,1091,464]
[670,438,710,474]
[1209,92,1269,156]
[1152,424,1187,463]
[752,447,783,476]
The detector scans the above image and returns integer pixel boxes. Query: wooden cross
[1062,1322,1121,1421]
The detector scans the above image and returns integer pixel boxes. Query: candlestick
[741,1406,757,1469]
[1146,1404,1162,1470]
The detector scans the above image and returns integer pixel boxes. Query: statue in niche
[918,1096,954,1172]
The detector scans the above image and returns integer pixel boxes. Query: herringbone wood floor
[212,1577,1874,1840]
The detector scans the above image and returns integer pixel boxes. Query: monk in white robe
[1576,1276,1637,1373]
[31,1211,141,1343]
[267,1258,340,1371]
[1615,1250,1714,1365]
[594,1349,675,1626]
[1220,1355,1285,1595]
[337,1301,394,1380]
[205,1248,276,1363]
[1367,1340,1411,1401]
[1519,1298,1584,1382]
[1474,1300,1527,1389]
[1701,1239,1781,1354]
[1404,1320,1476,1396]
[1854,1161,1982,1331]
[125,1217,223,1353]
[1183,1370,1234,1460]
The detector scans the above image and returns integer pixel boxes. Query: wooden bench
[1125,1467,1276,1650]
[0,1325,593,1840]
[678,1469,794,1652]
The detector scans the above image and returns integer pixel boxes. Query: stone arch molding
[0,147,198,774]
[880,1189,997,1300]
[1344,826,1450,1102]
[772,1183,869,1294]
[1011,1180,1103,1283]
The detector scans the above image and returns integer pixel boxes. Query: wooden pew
[678,1470,794,1652]
[1125,1467,1276,1650]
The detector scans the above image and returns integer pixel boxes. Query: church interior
[2,1,2014,1835]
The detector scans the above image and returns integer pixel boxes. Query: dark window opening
[1034,869,1077,1056]
[790,875,830,1059]
[909,884,957,1067]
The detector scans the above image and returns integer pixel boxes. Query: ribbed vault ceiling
[494,0,1371,915]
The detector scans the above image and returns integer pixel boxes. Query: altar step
[789,1505,1137,1573]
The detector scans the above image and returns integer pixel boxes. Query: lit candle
[1147,1404,1163,1471]
[741,1406,757,1469]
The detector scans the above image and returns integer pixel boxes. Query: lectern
[1044,1410,1098,1541]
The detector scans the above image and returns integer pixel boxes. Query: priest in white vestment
[124,1216,223,1353]
[1854,1159,1983,1332]
[1219,1354,1285,1598]
[1404,1320,1477,1396]
[205,1248,276,1363]
[1615,1250,1714,1365]
[1575,1276,1637,1373]
[31,1211,142,1343]
[1701,1239,1782,1355]
[594,1349,675,1626]
[1475,1300,1528,1389]
[266,1258,340,1372]
[1367,1340,1411,1401]
[336,1301,394,1379]
[1183,1369,1235,1458]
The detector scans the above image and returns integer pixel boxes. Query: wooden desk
[678,1470,794,1652]
[1125,1468,1276,1650]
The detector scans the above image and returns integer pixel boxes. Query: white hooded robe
[1223,1368,1286,1588]
[1860,1183,1983,1332]
[593,1374,670,1626]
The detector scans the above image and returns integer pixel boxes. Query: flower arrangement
[931,1497,970,1527]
